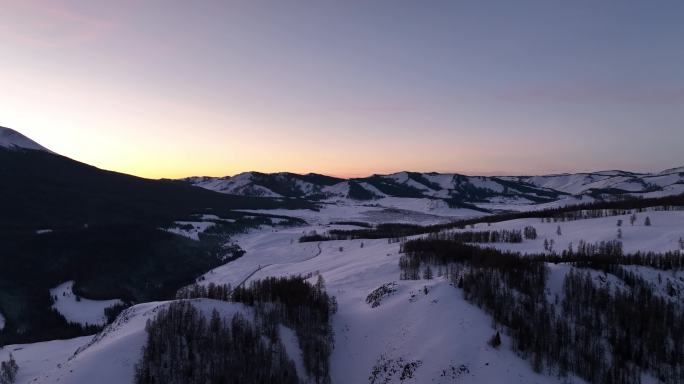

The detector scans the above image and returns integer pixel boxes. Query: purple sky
[1,0,683,178]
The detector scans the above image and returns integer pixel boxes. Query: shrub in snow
[365,282,398,308]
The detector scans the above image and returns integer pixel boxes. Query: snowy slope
[50,281,123,326]
[198,224,586,384]
[0,336,93,384]
[0,127,49,151]
[5,300,253,384]
[451,209,684,255]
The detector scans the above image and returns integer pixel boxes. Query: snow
[196,224,584,383]
[10,197,684,383]
[422,173,457,190]
[13,299,252,384]
[452,209,684,255]
[659,166,684,175]
[621,265,684,300]
[35,229,53,235]
[279,325,308,382]
[50,281,123,326]
[518,170,684,196]
[642,173,682,187]
[191,172,283,197]
[190,169,684,212]
[0,336,93,384]
[358,182,386,198]
[163,220,216,241]
[322,181,350,197]
[238,197,486,228]
[387,172,431,191]
[469,176,506,193]
[0,127,49,151]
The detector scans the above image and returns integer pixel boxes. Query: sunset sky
[1,0,683,179]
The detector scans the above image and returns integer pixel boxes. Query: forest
[145,275,337,384]
[399,236,684,384]
[135,301,299,384]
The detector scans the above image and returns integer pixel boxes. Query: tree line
[135,301,299,384]
[398,236,684,383]
[157,275,336,384]
[299,193,684,242]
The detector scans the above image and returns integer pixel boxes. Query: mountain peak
[0,127,49,152]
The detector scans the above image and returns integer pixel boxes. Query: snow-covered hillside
[452,209,684,255]
[198,227,586,384]
[185,168,684,213]
[9,206,684,384]
[50,281,123,326]
[0,127,49,152]
[1,224,585,384]
[0,300,253,384]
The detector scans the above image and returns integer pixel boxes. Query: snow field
[50,281,123,326]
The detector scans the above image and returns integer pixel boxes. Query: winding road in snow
[234,241,324,290]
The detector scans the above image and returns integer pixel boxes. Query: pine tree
[423,265,433,280]
[617,228,622,239]
[557,225,562,236]
[0,354,18,384]
[488,331,502,348]
[644,216,651,226]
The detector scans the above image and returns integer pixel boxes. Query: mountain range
[4,126,682,215]
[186,168,684,210]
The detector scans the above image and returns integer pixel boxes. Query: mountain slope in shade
[0,126,50,152]
[0,128,312,346]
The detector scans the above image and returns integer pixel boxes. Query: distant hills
[186,168,684,209]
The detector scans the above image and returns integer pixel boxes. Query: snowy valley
[3,194,684,383]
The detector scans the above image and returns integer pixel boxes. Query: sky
[1,0,683,179]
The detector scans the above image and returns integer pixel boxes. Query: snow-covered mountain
[186,168,684,207]
[504,169,684,198]
[0,126,49,152]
